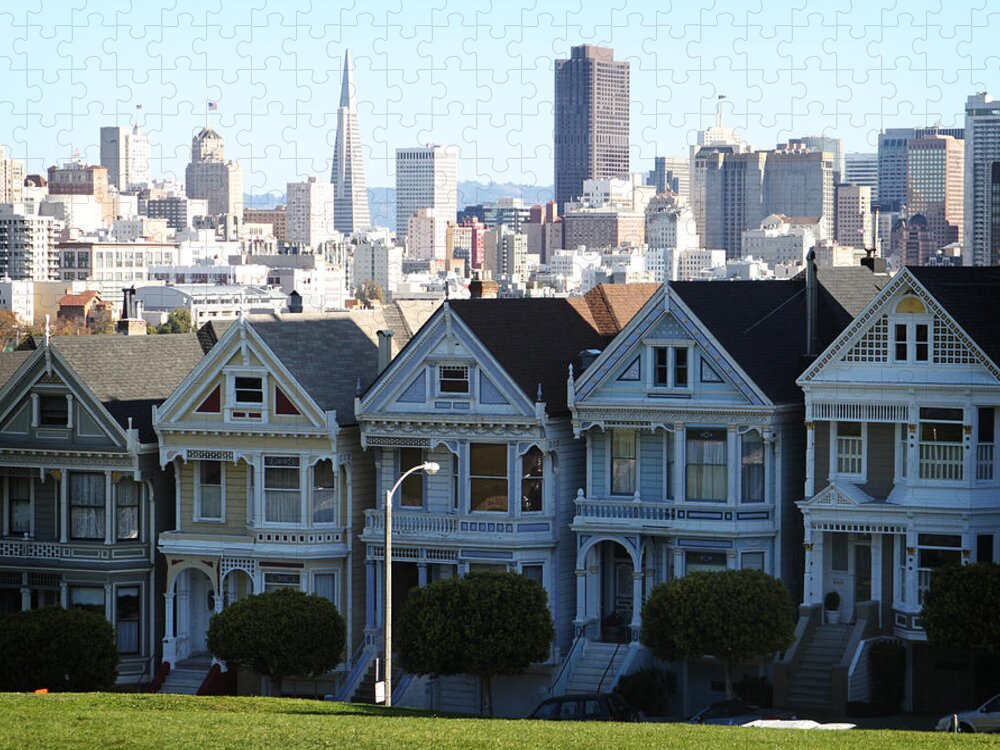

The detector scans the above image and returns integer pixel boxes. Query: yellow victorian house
[153,305,435,691]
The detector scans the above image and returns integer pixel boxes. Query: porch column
[364,559,376,641]
[726,426,738,503]
[804,422,816,496]
[807,529,824,606]
[574,568,587,633]
[20,572,30,611]
[163,590,177,667]
[726,549,738,569]
[58,469,68,543]
[59,580,68,608]
[104,582,113,620]
[673,424,685,501]
[630,569,643,641]
[870,535,883,628]
[903,528,918,610]
[417,562,428,588]
[672,547,684,579]
[104,471,114,545]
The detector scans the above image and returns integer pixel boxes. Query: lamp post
[383,460,439,707]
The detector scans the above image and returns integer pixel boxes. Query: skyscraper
[763,148,835,240]
[553,45,629,211]
[286,177,336,248]
[905,134,964,255]
[100,125,150,191]
[395,145,457,241]
[185,128,243,217]
[0,146,25,204]
[330,49,370,233]
[835,184,872,248]
[964,93,1000,266]
[844,152,879,203]
[789,136,844,184]
[878,125,964,213]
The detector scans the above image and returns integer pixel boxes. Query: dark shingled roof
[447,284,659,415]
[48,334,206,442]
[908,266,1000,369]
[672,267,889,404]
[0,350,32,388]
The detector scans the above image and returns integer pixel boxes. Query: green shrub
[0,607,118,691]
[614,668,675,716]
[208,588,346,696]
[734,675,772,708]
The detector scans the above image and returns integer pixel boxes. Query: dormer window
[439,365,470,395]
[652,346,690,389]
[234,377,264,404]
[892,296,931,363]
[39,395,69,427]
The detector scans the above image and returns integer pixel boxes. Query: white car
[936,694,1000,733]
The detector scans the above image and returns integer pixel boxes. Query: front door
[188,571,213,656]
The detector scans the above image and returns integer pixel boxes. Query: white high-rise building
[964,92,1000,266]
[100,125,151,191]
[0,146,25,204]
[286,177,336,248]
[0,204,62,281]
[835,184,873,249]
[844,152,879,203]
[395,145,458,241]
[330,50,370,234]
[645,195,699,255]
[352,243,403,298]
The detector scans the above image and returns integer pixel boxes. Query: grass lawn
[0,693,992,749]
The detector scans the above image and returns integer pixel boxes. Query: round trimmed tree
[207,588,346,695]
[640,569,796,698]
[921,562,1000,651]
[397,572,554,715]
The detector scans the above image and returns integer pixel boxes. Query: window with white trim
[652,346,690,389]
[69,586,104,615]
[115,586,140,655]
[263,572,301,592]
[521,447,544,513]
[685,429,727,502]
[311,460,337,524]
[313,572,338,609]
[38,395,69,427]
[610,429,636,496]
[741,551,765,571]
[70,473,105,540]
[399,448,425,507]
[116,479,140,540]
[918,408,964,481]
[264,456,301,524]
[892,296,931,363]
[740,431,764,503]
[196,461,224,521]
[438,365,470,395]
[234,376,264,404]
[470,443,508,512]
[7,477,31,536]
[835,422,865,476]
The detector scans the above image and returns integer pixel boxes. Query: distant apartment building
[57,240,179,283]
[562,207,644,250]
[0,146,25,204]
[100,125,151,191]
[554,45,629,210]
[524,202,561,264]
[0,204,62,281]
[406,207,449,261]
[764,147,835,241]
[395,145,458,240]
[145,196,209,230]
[242,206,288,242]
[789,136,844,184]
[878,125,964,212]
[286,177,336,247]
[835,184,873,248]
[741,214,820,265]
[352,242,403,298]
[47,161,113,224]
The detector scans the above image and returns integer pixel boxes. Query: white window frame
[115,478,142,541]
[311,570,340,610]
[263,571,302,592]
[113,583,143,656]
[648,343,693,391]
[224,368,269,422]
[3,476,34,538]
[262,455,304,525]
[831,421,867,480]
[194,460,226,522]
[608,428,638,497]
[740,550,766,572]
[310,459,339,526]
[891,317,932,363]
[436,363,471,398]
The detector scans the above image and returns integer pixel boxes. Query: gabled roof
[447,284,659,415]
[671,267,888,404]
[908,267,1000,369]
[6,334,207,442]
[241,303,440,425]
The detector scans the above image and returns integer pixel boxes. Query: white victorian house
[777,267,1000,715]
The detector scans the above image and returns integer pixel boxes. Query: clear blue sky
[0,0,994,194]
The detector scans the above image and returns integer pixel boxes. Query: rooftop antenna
[715,94,727,129]
[44,314,50,346]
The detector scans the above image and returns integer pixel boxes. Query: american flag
[207,100,218,111]
[135,104,143,110]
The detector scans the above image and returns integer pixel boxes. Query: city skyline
[1,1,997,194]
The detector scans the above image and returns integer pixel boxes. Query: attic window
[39,395,69,427]
[439,365,470,395]
[234,377,264,404]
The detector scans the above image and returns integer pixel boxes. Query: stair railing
[550,626,588,696]
[596,641,622,694]
[335,641,371,702]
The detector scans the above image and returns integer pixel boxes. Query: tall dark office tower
[554,45,629,212]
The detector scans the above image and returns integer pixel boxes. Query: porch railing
[977,444,995,481]
[574,497,675,524]
[364,510,459,536]
[918,442,964,481]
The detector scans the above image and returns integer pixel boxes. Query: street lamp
[383,460,439,707]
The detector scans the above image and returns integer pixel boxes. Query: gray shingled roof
[0,350,32,388]
[49,334,207,441]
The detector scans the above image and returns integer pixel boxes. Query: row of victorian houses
[0,264,997,716]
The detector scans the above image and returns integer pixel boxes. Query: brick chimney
[469,278,499,299]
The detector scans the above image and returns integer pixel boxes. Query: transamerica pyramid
[331,49,371,233]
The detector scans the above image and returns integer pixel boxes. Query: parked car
[688,699,794,726]
[935,694,1000,733]
[528,693,640,722]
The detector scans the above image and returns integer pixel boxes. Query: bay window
[399,448,424,507]
[740,430,764,503]
[264,457,301,523]
[70,473,105,540]
[610,429,636,496]
[521,447,544,513]
[263,572,301,592]
[835,422,864,476]
[918,408,963,481]
[7,478,30,535]
[115,587,140,654]
[69,586,104,615]
[313,572,338,608]
[685,428,727,502]
[470,443,508,512]
[116,480,140,540]
[196,461,223,521]
[978,407,995,481]
[312,460,337,524]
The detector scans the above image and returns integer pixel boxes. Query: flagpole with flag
[206,100,217,130]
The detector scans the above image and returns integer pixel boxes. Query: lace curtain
[70,473,105,539]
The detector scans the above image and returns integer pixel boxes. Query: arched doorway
[578,538,640,643]
[221,568,255,608]
[174,568,216,661]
